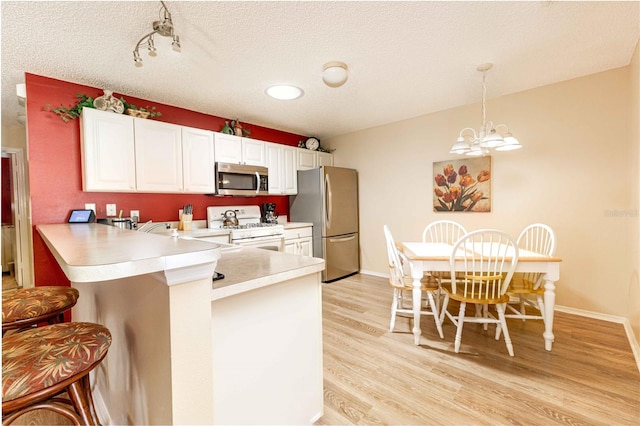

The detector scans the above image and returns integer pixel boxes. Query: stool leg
[81,374,100,425]
[67,375,97,426]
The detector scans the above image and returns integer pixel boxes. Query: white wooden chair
[383,225,444,339]
[441,229,519,356]
[505,223,556,325]
[422,220,467,245]
[422,220,468,307]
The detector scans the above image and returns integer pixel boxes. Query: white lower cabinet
[284,226,313,257]
[266,143,297,195]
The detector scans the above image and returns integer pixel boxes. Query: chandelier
[449,63,522,156]
[133,1,181,67]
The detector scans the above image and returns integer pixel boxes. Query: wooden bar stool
[2,322,112,425]
[2,286,79,335]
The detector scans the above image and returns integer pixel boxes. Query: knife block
[179,213,192,231]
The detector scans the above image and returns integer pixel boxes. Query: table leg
[543,279,556,351]
[410,262,423,345]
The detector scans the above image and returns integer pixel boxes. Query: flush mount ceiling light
[450,63,522,156]
[133,1,181,67]
[265,85,304,100]
[322,61,348,88]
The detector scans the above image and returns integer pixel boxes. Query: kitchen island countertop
[212,247,324,300]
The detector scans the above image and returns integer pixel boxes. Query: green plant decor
[44,93,162,122]
[44,94,95,123]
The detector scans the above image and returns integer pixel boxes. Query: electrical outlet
[106,204,116,216]
[85,203,96,213]
[130,210,140,221]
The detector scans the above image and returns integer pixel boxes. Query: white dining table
[399,241,563,351]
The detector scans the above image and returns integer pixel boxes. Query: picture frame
[433,156,491,212]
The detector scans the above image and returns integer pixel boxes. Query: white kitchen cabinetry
[214,133,266,166]
[284,226,313,257]
[317,151,334,167]
[266,143,297,195]
[297,148,316,171]
[296,148,333,170]
[81,109,216,193]
[182,127,216,193]
[80,108,136,192]
[135,118,183,192]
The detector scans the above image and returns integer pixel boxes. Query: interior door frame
[2,147,33,288]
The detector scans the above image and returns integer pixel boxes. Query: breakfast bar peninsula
[37,223,325,425]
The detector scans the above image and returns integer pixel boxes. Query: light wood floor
[316,273,640,426]
[6,273,639,425]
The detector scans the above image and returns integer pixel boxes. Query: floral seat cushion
[2,287,79,324]
[2,322,112,402]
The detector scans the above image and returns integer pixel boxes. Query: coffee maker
[260,203,279,224]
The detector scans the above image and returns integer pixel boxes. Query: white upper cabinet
[297,148,333,170]
[182,127,216,193]
[214,133,266,166]
[297,148,316,170]
[317,151,334,167]
[266,143,297,195]
[135,118,183,192]
[242,138,267,166]
[80,108,136,192]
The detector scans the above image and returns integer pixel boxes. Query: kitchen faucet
[136,221,171,233]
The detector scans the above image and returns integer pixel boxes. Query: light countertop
[37,223,221,283]
[212,247,324,301]
[37,223,324,300]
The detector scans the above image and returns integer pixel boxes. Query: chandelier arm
[458,127,478,140]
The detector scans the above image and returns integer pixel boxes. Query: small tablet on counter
[67,209,96,223]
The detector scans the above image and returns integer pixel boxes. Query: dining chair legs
[426,290,444,339]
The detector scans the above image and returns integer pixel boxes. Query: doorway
[1,148,32,290]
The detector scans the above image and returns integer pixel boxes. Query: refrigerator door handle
[329,234,356,243]
[325,173,332,229]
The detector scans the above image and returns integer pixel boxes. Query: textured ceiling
[2,1,639,139]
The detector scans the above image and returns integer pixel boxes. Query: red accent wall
[25,73,307,288]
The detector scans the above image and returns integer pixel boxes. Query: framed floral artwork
[433,156,491,212]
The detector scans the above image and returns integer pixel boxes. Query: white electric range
[206,206,284,251]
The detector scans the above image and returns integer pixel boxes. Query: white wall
[628,40,640,344]
[328,66,633,321]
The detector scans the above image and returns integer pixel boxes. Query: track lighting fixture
[133,1,180,68]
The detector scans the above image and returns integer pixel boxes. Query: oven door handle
[232,234,284,244]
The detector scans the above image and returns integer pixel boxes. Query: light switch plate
[130,210,140,220]
[106,204,116,216]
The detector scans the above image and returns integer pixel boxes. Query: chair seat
[508,274,544,294]
[2,287,79,326]
[443,282,511,305]
[2,322,111,403]
[394,275,439,291]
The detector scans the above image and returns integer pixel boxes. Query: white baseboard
[555,305,640,374]
[359,269,387,278]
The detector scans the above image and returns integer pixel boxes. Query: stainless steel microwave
[214,162,269,196]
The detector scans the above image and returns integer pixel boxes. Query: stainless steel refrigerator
[289,166,359,282]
